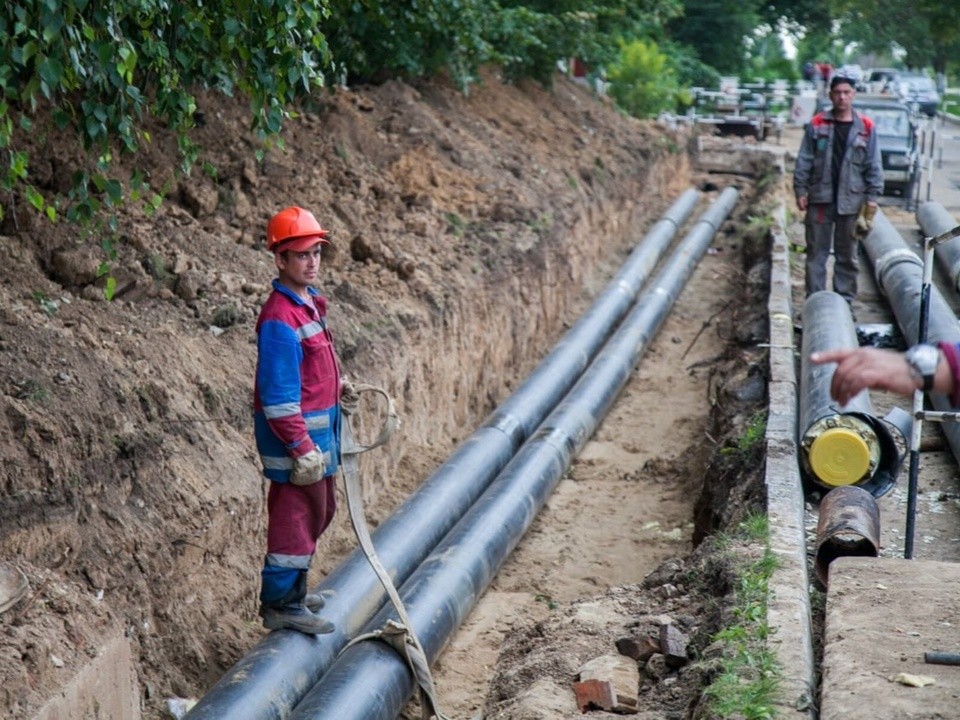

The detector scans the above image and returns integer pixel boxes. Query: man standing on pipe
[252,206,360,635]
[811,344,959,406]
[794,75,884,307]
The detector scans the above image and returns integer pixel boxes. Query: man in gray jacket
[794,74,884,306]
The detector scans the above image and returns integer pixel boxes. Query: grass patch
[721,411,767,456]
[702,513,782,719]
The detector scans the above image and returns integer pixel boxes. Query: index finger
[810,347,857,364]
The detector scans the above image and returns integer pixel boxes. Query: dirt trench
[0,72,758,720]
[430,176,778,720]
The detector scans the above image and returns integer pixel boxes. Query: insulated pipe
[797,291,909,498]
[862,209,960,464]
[919,201,960,291]
[288,187,740,720]
[799,292,881,491]
[185,189,701,720]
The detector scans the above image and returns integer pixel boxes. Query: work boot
[260,603,335,635]
[304,592,325,612]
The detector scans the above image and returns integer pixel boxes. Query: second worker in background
[793,74,884,308]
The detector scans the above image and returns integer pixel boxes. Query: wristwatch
[905,343,939,391]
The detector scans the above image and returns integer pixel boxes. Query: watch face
[907,344,938,388]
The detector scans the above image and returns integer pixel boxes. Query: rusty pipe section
[814,485,880,586]
[918,201,960,291]
[799,291,906,497]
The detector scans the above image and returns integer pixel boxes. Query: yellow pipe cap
[809,427,871,487]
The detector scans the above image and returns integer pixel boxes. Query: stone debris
[616,635,660,662]
[575,654,640,714]
[660,623,689,668]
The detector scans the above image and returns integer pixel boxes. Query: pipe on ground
[798,291,908,498]
[287,187,740,720]
[918,202,960,291]
[814,485,880,586]
[185,189,701,720]
[862,208,960,464]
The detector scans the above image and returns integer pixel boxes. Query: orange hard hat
[266,206,330,253]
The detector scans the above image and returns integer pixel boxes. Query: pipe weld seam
[874,248,922,285]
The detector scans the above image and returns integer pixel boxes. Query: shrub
[606,39,678,118]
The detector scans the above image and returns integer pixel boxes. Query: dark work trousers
[805,203,859,303]
[260,476,337,606]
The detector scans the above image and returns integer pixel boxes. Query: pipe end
[809,427,872,487]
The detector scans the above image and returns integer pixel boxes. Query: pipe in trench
[862,208,960,464]
[798,291,908,498]
[814,484,880,586]
[918,201,960,291]
[287,187,741,720]
[185,189,702,720]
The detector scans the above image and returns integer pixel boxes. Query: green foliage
[491,0,683,85]
[703,515,781,719]
[830,0,960,73]
[485,6,564,86]
[607,39,678,118]
[323,0,491,89]
[664,41,720,91]
[0,0,333,224]
[14,377,48,402]
[32,290,58,316]
[744,31,798,82]
[668,0,762,76]
[722,411,767,457]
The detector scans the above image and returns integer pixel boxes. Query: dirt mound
[0,69,694,717]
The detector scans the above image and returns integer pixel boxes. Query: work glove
[340,379,360,416]
[291,448,326,486]
[855,203,877,239]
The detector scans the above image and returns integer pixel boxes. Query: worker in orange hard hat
[252,206,359,634]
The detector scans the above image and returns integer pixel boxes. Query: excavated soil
[0,68,774,720]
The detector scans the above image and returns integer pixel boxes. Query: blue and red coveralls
[254,279,341,608]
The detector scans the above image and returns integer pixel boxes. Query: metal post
[927,124,937,201]
[904,234,934,558]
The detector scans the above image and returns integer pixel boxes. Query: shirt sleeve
[794,123,815,199]
[256,318,314,456]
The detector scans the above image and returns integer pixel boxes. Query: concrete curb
[764,203,816,717]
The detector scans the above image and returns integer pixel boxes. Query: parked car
[900,75,940,116]
[864,68,901,94]
[856,96,920,196]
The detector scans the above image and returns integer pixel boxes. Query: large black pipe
[862,209,960,463]
[185,189,701,720]
[919,202,960,291]
[799,292,880,489]
[798,291,907,497]
[800,291,874,423]
[288,187,740,720]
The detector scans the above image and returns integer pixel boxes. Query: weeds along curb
[763,202,817,717]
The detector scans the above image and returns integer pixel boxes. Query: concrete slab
[821,556,960,720]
